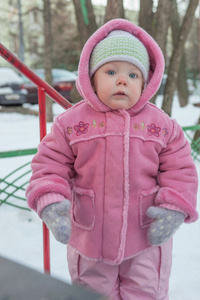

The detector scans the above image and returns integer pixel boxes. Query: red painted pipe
[38,87,47,140]
[0,43,72,110]
[0,43,73,274]
[38,87,50,274]
[43,222,50,274]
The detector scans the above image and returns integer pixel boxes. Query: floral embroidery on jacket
[99,122,106,128]
[74,121,89,136]
[141,121,146,130]
[162,128,168,137]
[92,120,97,128]
[133,123,140,130]
[133,121,146,131]
[147,123,161,137]
[66,127,73,135]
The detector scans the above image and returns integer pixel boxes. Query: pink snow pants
[67,240,172,300]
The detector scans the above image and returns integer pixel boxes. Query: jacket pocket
[72,186,95,230]
[139,186,159,229]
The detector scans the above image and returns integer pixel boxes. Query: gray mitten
[41,199,71,244]
[146,206,185,246]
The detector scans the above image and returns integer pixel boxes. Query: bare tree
[171,0,189,107]
[51,0,79,71]
[139,0,172,56]
[161,0,199,116]
[72,0,97,49]
[104,0,125,22]
[17,0,25,62]
[43,0,53,122]
[152,0,172,56]
[139,0,153,36]
[139,0,172,104]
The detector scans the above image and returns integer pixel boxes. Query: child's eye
[107,70,115,75]
[129,73,137,79]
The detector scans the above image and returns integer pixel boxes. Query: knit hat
[89,30,149,83]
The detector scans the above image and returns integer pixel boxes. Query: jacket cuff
[155,187,199,223]
[37,193,66,217]
[159,203,188,218]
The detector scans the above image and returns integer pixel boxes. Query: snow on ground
[0,94,200,299]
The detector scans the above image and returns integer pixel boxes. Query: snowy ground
[0,94,200,299]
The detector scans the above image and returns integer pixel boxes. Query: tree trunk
[43,0,53,122]
[104,0,125,23]
[193,116,200,142]
[72,0,97,49]
[146,0,172,104]
[17,0,25,62]
[162,0,199,116]
[171,0,189,107]
[139,0,153,36]
[176,55,189,107]
[152,0,172,55]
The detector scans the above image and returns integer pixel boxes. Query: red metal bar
[0,43,72,110]
[38,87,50,274]
[38,87,47,140]
[43,222,50,274]
[0,43,73,274]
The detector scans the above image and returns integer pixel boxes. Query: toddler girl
[26,19,198,300]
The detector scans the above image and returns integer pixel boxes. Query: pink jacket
[26,19,198,265]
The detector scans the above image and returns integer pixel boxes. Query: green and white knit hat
[90,30,149,83]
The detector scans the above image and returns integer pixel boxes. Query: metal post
[38,87,47,140]
[38,87,50,274]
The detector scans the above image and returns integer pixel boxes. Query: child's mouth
[114,91,127,96]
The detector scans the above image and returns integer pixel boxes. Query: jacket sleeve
[155,119,199,223]
[26,118,76,216]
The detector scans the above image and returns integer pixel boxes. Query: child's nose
[116,75,128,86]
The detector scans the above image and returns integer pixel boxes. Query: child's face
[92,61,144,110]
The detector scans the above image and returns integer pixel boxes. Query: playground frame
[0,43,72,274]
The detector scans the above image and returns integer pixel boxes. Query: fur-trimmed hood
[76,18,165,113]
